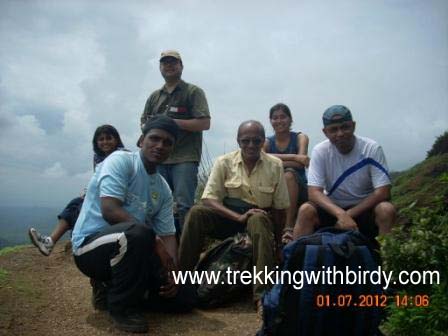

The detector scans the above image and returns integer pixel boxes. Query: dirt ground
[0,243,260,336]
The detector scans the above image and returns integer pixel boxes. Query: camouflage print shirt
[140,80,210,164]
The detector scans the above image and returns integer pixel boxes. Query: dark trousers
[73,222,158,313]
[58,196,84,229]
[73,221,196,313]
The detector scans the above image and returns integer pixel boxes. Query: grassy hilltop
[380,132,448,335]
[0,132,447,335]
[392,153,448,212]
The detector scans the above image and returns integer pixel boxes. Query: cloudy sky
[0,0,447,208]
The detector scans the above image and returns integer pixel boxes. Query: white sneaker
[28,228,54,256]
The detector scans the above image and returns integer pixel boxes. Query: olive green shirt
[140,80,210,164]
[202,150,290,210]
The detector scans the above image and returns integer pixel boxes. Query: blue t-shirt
[72,151,176,250]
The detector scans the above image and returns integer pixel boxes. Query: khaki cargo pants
[178,205,275,301]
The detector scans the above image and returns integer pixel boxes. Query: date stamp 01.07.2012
[315,294,430,308]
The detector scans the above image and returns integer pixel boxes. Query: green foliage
[0,267,8,285]
[0,245,27,257]
[427,130,448,158]
[384,286,448,336]
[382,204,448,289]
[381,194,448,335]
[391,154,448,211]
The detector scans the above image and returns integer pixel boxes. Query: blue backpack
[259,228,383,336]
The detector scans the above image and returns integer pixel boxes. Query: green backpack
[195,233,253,308]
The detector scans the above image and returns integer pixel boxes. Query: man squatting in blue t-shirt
[71,116,195,333]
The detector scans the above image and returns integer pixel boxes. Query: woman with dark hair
[29,125,125,256]
[264,103,310,236]
[92,124,125,168]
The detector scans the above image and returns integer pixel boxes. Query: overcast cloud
[0,0,447,208]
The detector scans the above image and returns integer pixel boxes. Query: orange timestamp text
[315,294,430,308]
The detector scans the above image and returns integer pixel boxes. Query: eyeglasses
[160,58,180,66]
[239,137,264,146]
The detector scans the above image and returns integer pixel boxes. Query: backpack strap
[151,89,165,116]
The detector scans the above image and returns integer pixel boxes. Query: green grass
[0,245,44,300]
[381,153,448,335]
[0,267,8,285]
[14,276,41,299]
[392,154,448,211]
[0,245,28,257]
[0,266,42,301]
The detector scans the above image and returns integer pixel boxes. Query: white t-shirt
[307,135,391,208]
[72,151,176,250]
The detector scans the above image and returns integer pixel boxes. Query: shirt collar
[161,79,185,93]
[233,149,265,165]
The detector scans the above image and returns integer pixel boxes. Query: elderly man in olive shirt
[179,120,289,311]
[141,50,211,232]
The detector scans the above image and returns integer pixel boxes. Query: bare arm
[309,186,344,216]
[202,198,242,222]
[202,198,267,224]
[174,117,210,132]
[159,234,178,266]
[154,236,179,298]
[346,185,391,219]
[101,197,135,224]
[272,153,307,162]
[268,154,309,168]
[264,133,310,167]
[263,145,301,167]
[297,133,309,156]
[293,132,310,167]
[308,186,358,230]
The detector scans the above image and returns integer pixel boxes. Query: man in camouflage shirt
[140,50,211,232]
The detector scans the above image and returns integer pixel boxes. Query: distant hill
[391,153,448,211]
[1,154,446,249]
[0,153,446,335]
[0,236,13,249]
[0,206,68,249]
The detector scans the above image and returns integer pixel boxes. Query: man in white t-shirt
[292,105,396,239]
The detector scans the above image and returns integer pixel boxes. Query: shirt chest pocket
[224,179,243,199]
[256,185,275,208]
